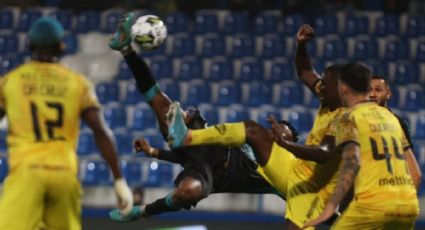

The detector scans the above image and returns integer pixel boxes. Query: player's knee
[174,182,204,205]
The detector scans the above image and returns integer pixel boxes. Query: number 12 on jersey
[30,101,65,142]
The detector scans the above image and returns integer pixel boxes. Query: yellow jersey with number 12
[0,60,100,175]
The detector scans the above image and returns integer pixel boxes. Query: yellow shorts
[332,201,419,230]
[257,142,328,229]
[0,160,82,230]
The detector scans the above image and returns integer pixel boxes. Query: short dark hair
[340,63,371,93]
[325,64,345,77]
[278,120,299,143]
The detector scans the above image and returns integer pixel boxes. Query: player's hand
[296,24,315,43]
[302,204,335,229]
[268,115,289,147]
[114,178,134,215]
[133,138,158,157]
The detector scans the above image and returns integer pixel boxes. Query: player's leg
[167,102,273,166]
[110,12,172,136]
[0,164,44,230]
[110,177,205,222]
[43,169,81,230]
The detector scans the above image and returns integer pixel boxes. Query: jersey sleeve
[394,114,413,149]
[312,79,323,97]
[335,111,359,149]
[80,77,101,113]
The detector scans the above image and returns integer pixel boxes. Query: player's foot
[167,102,188,148]
[109,205,144,222]
[110,12,134,50]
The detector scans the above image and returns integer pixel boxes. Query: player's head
[368,75,391,107]
[338,62,371,106]
[274,120,299,143]
[185,107,208,130]
[28,16,65,58]
[320,64,344,108]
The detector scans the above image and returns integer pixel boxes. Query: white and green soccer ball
[131,15,167,51]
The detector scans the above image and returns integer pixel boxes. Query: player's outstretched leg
[110,12,134,50]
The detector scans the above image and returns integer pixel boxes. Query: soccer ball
[131,15,167,51]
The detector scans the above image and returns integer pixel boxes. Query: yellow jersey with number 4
[336,102,418,206]
[0,61,100,174]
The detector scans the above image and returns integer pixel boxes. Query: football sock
[190,122,246,146]
[123,50,159,101]
[144,193,182,216]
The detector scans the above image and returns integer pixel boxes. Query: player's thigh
[0,165,45,230]
[257,142,295,195]
[44,170,82,230]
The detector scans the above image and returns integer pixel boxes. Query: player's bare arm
[303,142,360,228]
[404,148,422,190]
[134,138,159,157]
[269,115,335,163]
[295,24,321,92]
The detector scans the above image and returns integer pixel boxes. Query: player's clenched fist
[296,24,315,43]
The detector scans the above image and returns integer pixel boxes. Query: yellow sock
[190,122,246,146]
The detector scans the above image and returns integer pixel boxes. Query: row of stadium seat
[1,9,425,37]
[2,31,425,62]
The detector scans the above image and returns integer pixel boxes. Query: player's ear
[385,88,392,101]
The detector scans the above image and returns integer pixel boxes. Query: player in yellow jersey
[0,17,133,230]
[304,63,419,229]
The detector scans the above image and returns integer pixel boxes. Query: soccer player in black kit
[108,13,298,221]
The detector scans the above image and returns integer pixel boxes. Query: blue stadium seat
[143,132,165,149]
[0,55,20,75]
[344,15,369,36]
[314,14,338,36]
[353,38,378,60]
[185,81,211,106]
[207,58,233,81]
[144,161,174,187]
[366,60,388,77]
[0,34,18,54]
[0,157,8,183]
[17,10,42,32]
[239,59,264,81]
[149,56,172,79]
[322,38,347,59]
[387,87,400,109]
[102,11,122,33]
[393,62,419,85]
[75,11,100,33]
[49,10,72,31]
[194,12,219,34]
[177,57,203,80]
[288,111,313,133]
[416,40,425,62]
[309,96,320,108]
[121,160,142,186]
[269,59,294,82]
[77,132,94,156]
[256,107,281,128]
[114,131,134,155]
[277,84,304,107]
[384,40,409,61]
[160,80,180,101]
[0,9,14,30]
[201,34,225,57]
[103,106,127,129]
[406,16,425,38]
[246,82,272,106]
[254,13,279,35]
[124,82,144,105]
[82,160,111,186]
[199,105,219,125]
[216,82,242,105]
[165,12,190,34]
[0,130,7,152]
[262,34,285,59]
[96,82,120,104]
[63,34,78,54]
[404,89,423,111]
[374,15,400,36]
[115,60,132,80]
[223,12,249,34]
[415,113,425,140]
[172,33,195,57]
[282,14,304,35]
[230,34,255,58]
[225,107,250,122]
[131,106,157,131]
